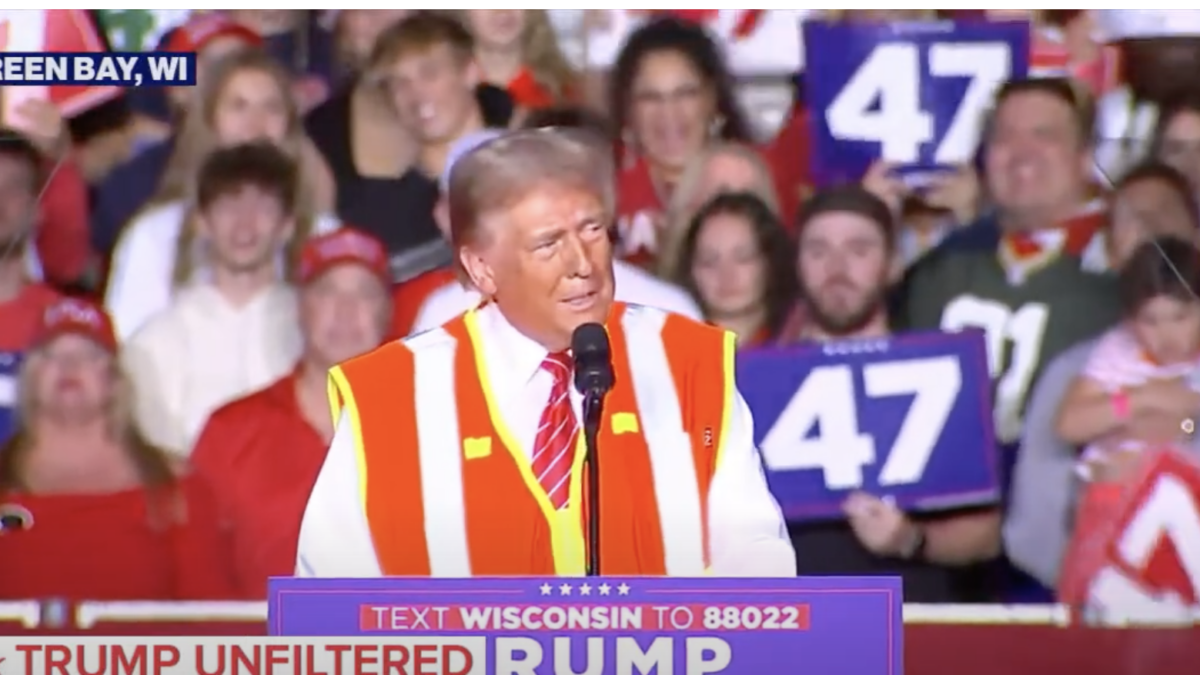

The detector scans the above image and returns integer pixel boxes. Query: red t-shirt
[0,283,60,351]
[507,68,558,110]
[0,474,236,600]
[615,159,665,268]
[190,372,328,599]
[389,267,457,339]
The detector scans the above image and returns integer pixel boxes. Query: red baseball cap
[298,229,391,286]
[33,298,118,354]
[165,14,262,53]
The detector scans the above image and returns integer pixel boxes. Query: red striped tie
[531,352,578,510]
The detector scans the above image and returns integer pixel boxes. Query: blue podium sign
[739,330,1000,521]
[805,20,1030,185]
[269,576,902,674]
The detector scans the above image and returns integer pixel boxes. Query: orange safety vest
[327,302,737,576]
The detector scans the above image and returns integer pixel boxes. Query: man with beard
[792,186,1001,603]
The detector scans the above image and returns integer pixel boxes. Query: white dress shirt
[410,260,703,334]
[122,283,302,456]
[297,303,795,577]
[104,199,341,341]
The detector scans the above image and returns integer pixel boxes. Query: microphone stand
[583,390,605,577]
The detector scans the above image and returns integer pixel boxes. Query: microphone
[572,323,614,401]
[571,323,613,577]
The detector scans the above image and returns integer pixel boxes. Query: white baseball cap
[441,129,506,194]
[1095,10,1200,42]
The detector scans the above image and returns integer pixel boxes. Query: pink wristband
[1111,390,1131,420]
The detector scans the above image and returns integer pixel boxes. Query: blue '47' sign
[805,19,1030,185]
[738,330,1000,521]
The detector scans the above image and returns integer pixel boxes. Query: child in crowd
[1056,237,1200,481]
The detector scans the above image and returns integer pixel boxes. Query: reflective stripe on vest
[623,307,706,575]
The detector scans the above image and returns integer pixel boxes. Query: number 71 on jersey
[737,330,1001,522]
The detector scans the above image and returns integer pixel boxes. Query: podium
[269,576,902,674]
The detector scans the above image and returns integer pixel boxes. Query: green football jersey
[897,231,1119,444]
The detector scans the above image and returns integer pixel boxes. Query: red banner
[5,618,1198,675]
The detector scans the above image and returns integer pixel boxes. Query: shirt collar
[476,303,551,387]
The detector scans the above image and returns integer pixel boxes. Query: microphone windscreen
[571,323,614,395]
[571,323,610,366]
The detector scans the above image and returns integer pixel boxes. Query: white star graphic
[539,583,552,596]
[598,583,611,596]
[579,583,592,596]
[617,583,630,596]
[559,583,573,596]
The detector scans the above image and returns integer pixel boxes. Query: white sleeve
[295,412,384,577]
[105,218,173,342]
[706,390,797,576]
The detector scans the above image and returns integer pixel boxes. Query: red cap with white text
[164,14,262,53]
[298,229,390,286]
[33,298,118,354]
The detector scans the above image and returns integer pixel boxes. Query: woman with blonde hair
[656,141,781,280]
[460,10,578,109]
[105,49,339,341]
[0,298,236,600]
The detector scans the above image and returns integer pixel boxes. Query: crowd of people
[0,8,1198,615]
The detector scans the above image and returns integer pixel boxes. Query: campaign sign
[805,20,1030,185]
[269,576,902,674]
[1104,451,1200,607]
[0,351,20,444]
[739,330,999,521]
[1060,449,1200,622]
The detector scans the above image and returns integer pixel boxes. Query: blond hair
[452,10,577,102]
[0,349,184,525]
[655,142,781,278]
[516,11,578,101]
[448,128,613,281]
[156,50,319,287]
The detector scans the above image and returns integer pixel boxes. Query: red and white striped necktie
[531,351,578,510]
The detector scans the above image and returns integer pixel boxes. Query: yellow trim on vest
[328,365,369,515]
[326,372,343,426]
[611,412,639,435]
[463,310,588,576]
[715,330,737,471]
[464,437,493,460]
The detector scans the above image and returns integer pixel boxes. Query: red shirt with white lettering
[0,474,236,600]
[615,158,665,269]
[190,371,329,599]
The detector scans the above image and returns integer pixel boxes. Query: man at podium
[296,129,794,577]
